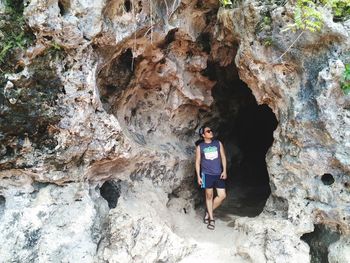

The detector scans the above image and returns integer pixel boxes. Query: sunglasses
[205,129,212,133]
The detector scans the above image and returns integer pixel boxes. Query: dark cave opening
[301,224,341,263]
[96,35,277,218]
[200,62,278,218]
[100,181,121,209]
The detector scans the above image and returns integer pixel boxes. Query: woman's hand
[220,171,227,180]
[197,176,202,186]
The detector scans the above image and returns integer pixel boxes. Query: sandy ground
[171,209,250,263]
[168,184,269,262]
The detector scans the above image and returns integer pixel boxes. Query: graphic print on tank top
[203,146,218,160]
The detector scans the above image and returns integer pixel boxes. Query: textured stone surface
[217,0,350,261]
[0,181,108,263]
[0,1,214,261]
[96,180,193,263]
[0,0,350,262]
[233,216,310,263]
[328,236,350,263]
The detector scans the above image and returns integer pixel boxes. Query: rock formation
[0,0,349,262]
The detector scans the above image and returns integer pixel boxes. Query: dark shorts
[201,172,225,189]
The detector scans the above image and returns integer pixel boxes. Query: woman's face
[202,127,213,139]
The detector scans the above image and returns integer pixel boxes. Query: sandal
[207,219,215,230]
[203,210,209,224]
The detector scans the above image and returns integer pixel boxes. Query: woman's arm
[219,141,227,179]
[195,145,202,185]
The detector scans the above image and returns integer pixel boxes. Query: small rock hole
[137,1,142,12]
[100,181,121,209]
[321,173,334,186]
[15,65,24,73]
[197,32,211,53]
[120,48,134,71]
[124,0,132,12]
[58,0,70,16]
[0,195,5,219]
[43,35,53,41]
[58,1,65,16]
[344,182,349,188]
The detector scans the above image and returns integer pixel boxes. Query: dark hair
[198,125,210,136]
[195,125,210,146]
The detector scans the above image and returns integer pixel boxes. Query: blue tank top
[199,140,222,175]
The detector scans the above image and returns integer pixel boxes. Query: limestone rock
[96,181,193,263]
[328,237,350,263]
[233,216,310,263]
[216,0,350,260]
[0,182,108,263]
[1,0,350,262]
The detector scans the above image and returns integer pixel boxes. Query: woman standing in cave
[195,126,227,230]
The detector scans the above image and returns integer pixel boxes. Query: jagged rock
[1,0,350,262]
[216,0,350,261]
[0,182,108,263]
[328,237,350,263]
[96,180,194,263]
[233,216,310,263]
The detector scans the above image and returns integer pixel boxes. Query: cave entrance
[201,62,278,218]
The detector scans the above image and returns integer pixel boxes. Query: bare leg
[213,188,226,211]
[205,188,214,220]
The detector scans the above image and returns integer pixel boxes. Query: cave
[96,33,278,218]
[200,61,278,218]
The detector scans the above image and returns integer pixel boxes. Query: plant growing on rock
[321,0,350,21]
[341,63,350,94]
[0,0,34,70]
[284,0,324,32]
[286,0,350,33]
[277,0,349,61]
[219,0,233,8]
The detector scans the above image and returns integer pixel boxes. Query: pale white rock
[234,216,310,263]
[69,0,106,39]
[0,183,108,263]
[328,236,350,263]
[96,180,194,263]
[1,0,350,262]
[0,0,5,14]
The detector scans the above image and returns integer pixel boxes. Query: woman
[195,126,227,230]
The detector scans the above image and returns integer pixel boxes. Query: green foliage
[284,0,324,32]
[257,14,272,32]
[256,9,274,47]
[285,0,350,33]
[263,37,273,46]
[0,0,34,68]
[341,63,350,94]
[219,0,233,8]
[46,41,65,60]
[322,0,350,21]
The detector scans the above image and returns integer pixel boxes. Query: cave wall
[216,1,350,262]
[0,0,217,261]
[0,0,349,262]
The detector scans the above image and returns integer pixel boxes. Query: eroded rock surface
[0,0,350,262]
[217,1,350,262]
